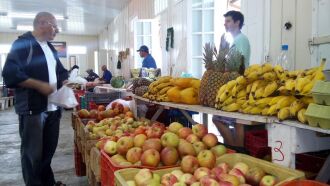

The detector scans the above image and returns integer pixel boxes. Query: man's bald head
[32,12,58,41]
[101,65,107,71]
[33,12,55,28]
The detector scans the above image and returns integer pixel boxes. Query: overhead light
[0,12,67,20]
[16,25,33,31]
[16,24,62,32]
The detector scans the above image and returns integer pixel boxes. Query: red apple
[191,182,202,186]
[217,163,230,174]
[178,127,193,139]
[233,162,249,175]
[211,145,227,157]
[134,126,146,135]
[179,173,197,185]
[194,167,211,181]
[200,176,220,186]
[98,105,106,111]
[116,136,134,155]
[218,181,233,186]
[168,122,184,134]
[89,109,98,119]
[161,132,180,148]
[134,168,153,186]
[245,167,266,185]
[161,147,179,166]
[212,167,225,181]
[161,173,178,186]
[141,149,160,167]
[202,133,218,148]
[178,139,196,157]
[186,134,200,143]
[260,175,276,186]
[171,170,184,180]
[134,134,147,147]
[146,125,165,139]
[142,138,162,152]
[193,141,207,154]
[110,154,127,164]
[219,174,240,186]
[181,155,199,174]
[126,147,143,163]
[192,124,208,139]
[197,150,216,169]
[229,168,245,184]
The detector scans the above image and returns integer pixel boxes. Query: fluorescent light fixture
[5,12,66,20]
[16,24,62,32]
[17,25,33,31]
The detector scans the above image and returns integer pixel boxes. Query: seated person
[85,69,99,82]
[100,65,112,84]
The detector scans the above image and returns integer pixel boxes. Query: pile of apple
[77,101,134,121]
[127,161,277,186]
[101,122,229,168]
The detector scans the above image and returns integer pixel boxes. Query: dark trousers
[19,109,62,186]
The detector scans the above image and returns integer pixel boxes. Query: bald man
[3,12,68,186]
[100,65,112,84]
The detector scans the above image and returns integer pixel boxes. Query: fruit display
[110,76,125,88]
[125,161,279,186]
[215,63,325,123]
[199,43,244,108]
[99,121,229,169]
[142,76,202,104]
[131,78,153,96]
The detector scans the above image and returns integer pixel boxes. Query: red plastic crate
[296,150,330,178]
[74,142,86,176]
[245,130,271,158]
[100,150,178,186]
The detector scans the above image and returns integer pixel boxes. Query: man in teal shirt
[214,10,251,147]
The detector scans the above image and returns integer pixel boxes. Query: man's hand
[37,82,54,96]
[62,80,69,85]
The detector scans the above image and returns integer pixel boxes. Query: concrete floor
[0,108,89,186]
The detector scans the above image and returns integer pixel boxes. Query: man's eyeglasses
[46,21,58,30]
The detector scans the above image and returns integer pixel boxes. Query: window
[191,0,215,78]
[67,46,87,55]
[134,20,153,68]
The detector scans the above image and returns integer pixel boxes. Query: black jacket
[2,32,68,114]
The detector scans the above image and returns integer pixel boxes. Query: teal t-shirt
[232,33,250,67]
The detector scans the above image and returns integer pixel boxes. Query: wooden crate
[90,147,101,182]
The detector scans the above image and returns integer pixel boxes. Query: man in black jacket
[2,12,68,186]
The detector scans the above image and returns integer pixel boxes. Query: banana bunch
[143,76,173,101]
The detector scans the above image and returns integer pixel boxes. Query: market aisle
[0,108,88,186]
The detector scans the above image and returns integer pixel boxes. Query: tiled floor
[0,108,88,186]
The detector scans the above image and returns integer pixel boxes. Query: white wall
[98,0,189,78]
[0,32,98,76]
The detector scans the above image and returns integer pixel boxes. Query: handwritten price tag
[273,140,285,161]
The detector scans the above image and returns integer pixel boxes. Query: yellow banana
[290,100,305,117]
[277,107,291,121]
[236,89,247,99]
[249,107,263,115]
[242,106,253,114]
[300,96,314,105]
[313,71,325,81]
[269,96,286,105]
[279,71,290,83]
[262,71,277,81]
[297,108,307,124]
[288,70,303,78]
[251,80,262,93]
[222,103,241,112]
[278,86,291,95]
[274,65,284,76]
[241,102,249,109]
[219,92,229,103]
[158,86,173,95]
[226,80,237,91]
[305,67,318,75]
[256,97,273,108]
[244,64,261,76]
[217,84,227,97]
[295,77,311,93]
[261,107,270,116]
[236,98,247,105]
[248,93,256,105]
[267,104,278,116]
[155,82,173,91]
[236,76,247,85]
[263,81,278,97]
[254,87,265,99]
[301,81,315,95]
[261,63,273,74]
[246,83,252,93]
[246,71,259,82]
[285,79,296,91]
[223,96,235,106]
[276,96,296,110]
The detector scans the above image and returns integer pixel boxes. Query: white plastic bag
[106,99,133,111]
[49,86,78,108]
[68,76,88,85]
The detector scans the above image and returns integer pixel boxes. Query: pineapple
[199,43,244,108]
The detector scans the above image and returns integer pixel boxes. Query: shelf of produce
[133,95,268,124]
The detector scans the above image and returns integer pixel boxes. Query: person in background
[85,69,99,82]
[100,65,112,84]
[213,10,251,147]
[137,45,157,69]
[68,65,79,80]
[2,12,68,186]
